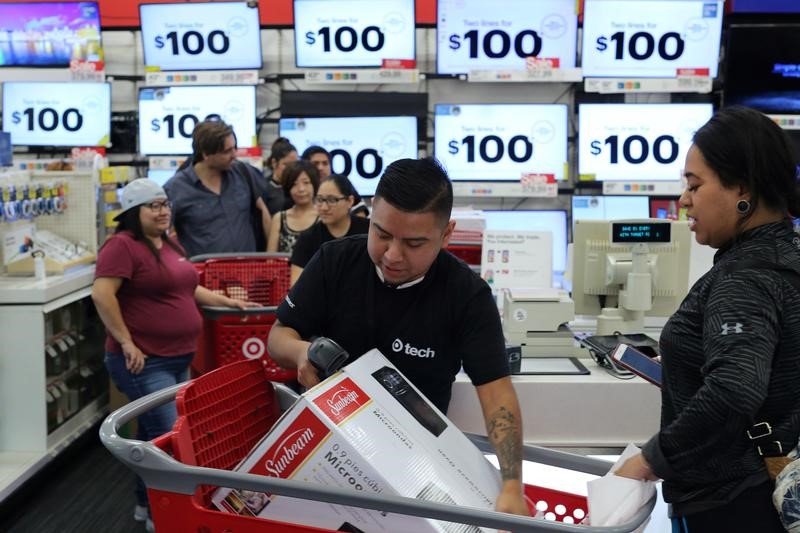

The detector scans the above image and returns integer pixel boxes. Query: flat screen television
[482,209,568,286]
[724,24,800,113]
[279,116,418,196]
[140,1,262,71]
[571,195,650,231]
[434,103,568,182]
[578,103,713,181]
[730,0,800,13]
[2,81,111,147]
[138,85,257,156]
[581,0,723,78]
[0,2,101,67]
[293,0,415,68]
[436,0,577,75]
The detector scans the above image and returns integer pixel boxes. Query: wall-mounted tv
[578,103,713,181]
[280,116,418,196]
[2,81,111,147]
[434,103,568,182]
[140,1,262,71]
[724,24,800,113]
[293,0,415,68]
[138,85,257,156]
[581,0,723,78]
[0,2,102,67]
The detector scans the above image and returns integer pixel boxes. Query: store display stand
[0,265,107,502]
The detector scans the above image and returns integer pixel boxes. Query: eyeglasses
[313,196,347,206]
[144,200,172,211]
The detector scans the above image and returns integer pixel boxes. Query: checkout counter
[447,288,663,448]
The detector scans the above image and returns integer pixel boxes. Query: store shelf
[0,276,107,504]
[0,265,95,304]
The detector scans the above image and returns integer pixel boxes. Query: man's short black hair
[374,157,453,226]
[301,145,330,161]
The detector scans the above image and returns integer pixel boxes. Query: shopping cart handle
[100,383,655,532]
[200,305,278,317]
[190,252,290,263]
[466,434,615,478]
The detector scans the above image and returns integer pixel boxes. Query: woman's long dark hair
[112,205,186,263]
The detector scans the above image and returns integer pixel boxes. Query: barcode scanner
[307,337,349,380]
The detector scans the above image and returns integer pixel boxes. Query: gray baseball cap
[113,178,168,221]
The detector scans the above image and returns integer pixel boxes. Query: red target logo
[242,337,265,360]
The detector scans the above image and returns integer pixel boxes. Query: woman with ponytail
[616,106,800,532]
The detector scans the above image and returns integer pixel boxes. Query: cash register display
[611,222,672,244]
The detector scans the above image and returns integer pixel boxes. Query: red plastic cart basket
[100,360,656,533]
[447,243,482,267]
[190,253,296,382]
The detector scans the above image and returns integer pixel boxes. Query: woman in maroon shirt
[92,179,254,528]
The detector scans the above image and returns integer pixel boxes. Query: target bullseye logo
[242,337,265,359]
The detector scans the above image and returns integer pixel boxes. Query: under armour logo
[721,322,743,335]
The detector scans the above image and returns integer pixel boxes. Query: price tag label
[138,86,257,156]
[581,0,723,78]
[140,2,262,71]
[2,82,110,147]
[437,0,577,75]
[578,103,713,182]
[434,104,567,182]
[280,117,418,196]
[520,173,557,197]
[294,0,415,68]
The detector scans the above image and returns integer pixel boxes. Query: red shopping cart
[191,253,295,382]
[100,359,656,532]
[446,243,482,267]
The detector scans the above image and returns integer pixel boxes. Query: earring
[736,199,751,215]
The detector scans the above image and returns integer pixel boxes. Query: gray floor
[0,429,144,533]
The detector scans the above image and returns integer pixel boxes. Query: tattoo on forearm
[487,406,522,481]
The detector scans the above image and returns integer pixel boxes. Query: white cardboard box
[212,349,502,532]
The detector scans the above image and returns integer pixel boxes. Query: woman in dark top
[290,174,369,285]
[616,107,800,532]
[267,160,320,254]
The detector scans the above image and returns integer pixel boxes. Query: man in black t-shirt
[268,158,529,517]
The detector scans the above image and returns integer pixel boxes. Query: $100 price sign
[294,0,415,68]
[578,103,713,182]
[138,86,256,156]
[434,104,567,182]
[581,0,723,78]
[2,82,110,147]
[140,2,262,71]
[436,0,577,74]
[280,116,418,196]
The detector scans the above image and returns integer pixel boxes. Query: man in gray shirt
[164,121,270,257]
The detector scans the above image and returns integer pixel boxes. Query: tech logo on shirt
[392,337,436,359]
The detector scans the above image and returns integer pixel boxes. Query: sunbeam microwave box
[212,349,502,532]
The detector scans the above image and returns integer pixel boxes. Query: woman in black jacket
[616,107,800,532]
